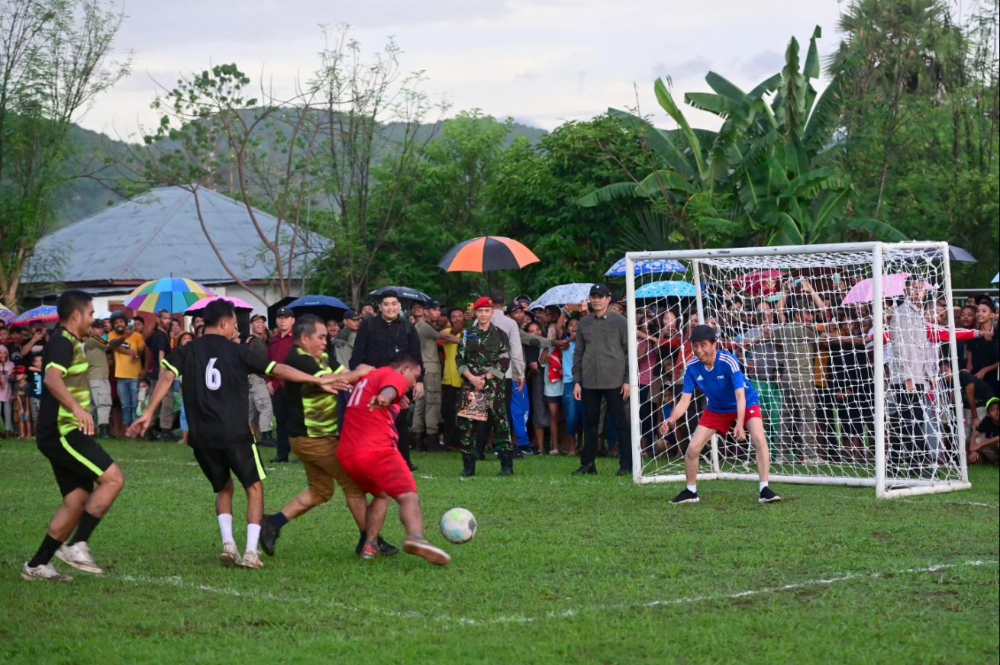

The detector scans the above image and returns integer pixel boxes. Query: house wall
[88,281,301,322]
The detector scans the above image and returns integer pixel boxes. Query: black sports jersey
[163,334,275,448]
[37,328,92,439]
[285,346,344,438]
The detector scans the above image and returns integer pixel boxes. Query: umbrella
[369,286,433,305]
[841,273,934,305]
[605,257,687,277]
[125,278,215,314]
[992,273,999,284]
[287,295,351,321]
[13,305,58,324]
[635,281,698,299]
[913,245,978,263]
[0,303,15,325]
[531,283,595,309]
[439,236,540,273]
[185,296,254,315]
[730,270,785,297]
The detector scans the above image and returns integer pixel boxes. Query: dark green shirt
[285,347,344,438]
[573,312,629,389]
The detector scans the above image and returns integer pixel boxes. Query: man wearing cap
[108,311,145,428]
[458,297,513,476]
[247,314,275,446]
[660,324,781,505]
[572,284,632,476]
[267,307,296,462]
[411,300,460,452]
[350,291,423,469]
[333,309,360,371]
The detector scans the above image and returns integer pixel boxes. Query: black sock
[28,534,63,567]
[268,512,289,531]
[69,512,102,545]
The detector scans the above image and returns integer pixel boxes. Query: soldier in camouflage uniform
[458,297,513,477]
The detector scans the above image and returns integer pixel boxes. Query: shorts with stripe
[193,445,266,493]
[37,431,115,497]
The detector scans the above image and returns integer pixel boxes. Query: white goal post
[624,241,971,499]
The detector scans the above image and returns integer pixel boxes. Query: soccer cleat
[237,551,263,570]
[55,542,103,574]
[403,536,451,566]
[377,536,399,556]
[670,489,700,504]
[758,486,782,504]
[260,516,280,557]
[21,562,73,582]
[360,543,379,561]
[219,542,240,567]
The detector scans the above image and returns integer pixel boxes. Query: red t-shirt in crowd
[338,366,411,457]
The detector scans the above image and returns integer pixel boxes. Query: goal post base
[880,481,973,499]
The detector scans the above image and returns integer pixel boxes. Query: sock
[686,484,697,494]
[218,514,234,545]
[28,534,63,567]
[69,511,102,545]
[760,481,769,491]
[269,512,289,531]
[246,524,261,554]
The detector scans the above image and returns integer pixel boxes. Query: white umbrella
[530,283,595,309]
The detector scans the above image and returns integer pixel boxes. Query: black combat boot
[499,451,514,477]
[461,453,476,477]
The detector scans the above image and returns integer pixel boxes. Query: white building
[25,186,330,319]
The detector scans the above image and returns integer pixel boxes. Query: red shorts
[699,406,762,436]
[337,449,417,499]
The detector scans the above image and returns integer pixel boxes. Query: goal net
[623,242,971,499]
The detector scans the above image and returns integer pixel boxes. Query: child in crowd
[28,354,44,430]
[969,397,999,464]
[15,368,30,439]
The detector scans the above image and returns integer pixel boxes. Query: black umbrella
[369,286,433,305]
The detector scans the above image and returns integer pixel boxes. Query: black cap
[109,311,127,321]
[275,307,294,318]
[250,313,266,323]
[426,300,440,309]
[590,284,611,298]
[506,303,524,314]
[343,308,358,320]
[515,294,532,304]
[689,324,717,343]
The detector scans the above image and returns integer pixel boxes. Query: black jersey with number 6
[162,334,275,449]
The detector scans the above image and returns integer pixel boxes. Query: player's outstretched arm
[272,363,348,393]
[127,369,176,438]
[44,367,95,436]
[337,364,375,387]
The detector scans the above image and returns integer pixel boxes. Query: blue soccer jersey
[682,350,760,414]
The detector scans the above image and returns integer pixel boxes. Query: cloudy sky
[82,0,845,141]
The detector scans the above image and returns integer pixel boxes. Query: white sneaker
[219,542,240,567]
[55,542,103,574]
[402,537,451,566]
[237,550,263,570]
[21,562,73,582]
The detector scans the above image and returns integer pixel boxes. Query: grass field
[2,439,998,664]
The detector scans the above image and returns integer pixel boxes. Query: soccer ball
[439,508,477,544]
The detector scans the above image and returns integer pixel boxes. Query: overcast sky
[82,0,845,140]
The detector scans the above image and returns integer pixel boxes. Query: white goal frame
[624,241,971,499]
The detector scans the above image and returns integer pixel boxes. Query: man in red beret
[457,297,513,476]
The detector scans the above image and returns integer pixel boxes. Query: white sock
[686,484,697,494]
[246,524,261,554]
[218,514,234,545]
[760,481,768,491]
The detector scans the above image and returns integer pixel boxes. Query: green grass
[1,439,997,664]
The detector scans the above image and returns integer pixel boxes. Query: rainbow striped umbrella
[0,303,15,325]
[124,278,215,314]
[13,305,59,324]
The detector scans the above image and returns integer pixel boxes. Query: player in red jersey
[337,354,451,566]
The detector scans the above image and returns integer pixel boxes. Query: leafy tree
[0,0,129,308]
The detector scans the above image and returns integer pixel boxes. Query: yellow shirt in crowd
[109,330,146,380]
[442,327,463,388]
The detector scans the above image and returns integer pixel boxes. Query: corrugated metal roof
[26,186,331,284]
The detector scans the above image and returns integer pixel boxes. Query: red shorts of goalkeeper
[699,406,762,436]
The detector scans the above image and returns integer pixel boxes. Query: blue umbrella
[605,257,687,277]
[287,295,351,321]
[992,273,999,284]
[635,281,698,299]
[13,305,58,324]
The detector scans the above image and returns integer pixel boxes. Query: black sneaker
[572,463,597,476]
[355,532,366,556]
[270,456,289,463]
[260,516,281,556]
[758,486,781,504]
[616,468,631,477]
[159,430,179,442]
[670,489,700,504]
[377,537,399,556]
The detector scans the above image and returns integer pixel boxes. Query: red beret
[473,297,494,310]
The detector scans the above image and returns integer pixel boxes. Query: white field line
[117,559,997,627]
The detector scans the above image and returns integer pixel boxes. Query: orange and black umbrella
[438,236,540,273]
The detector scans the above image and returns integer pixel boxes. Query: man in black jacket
[349,291,424,469]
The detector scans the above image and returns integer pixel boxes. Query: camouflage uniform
[458,323,512,454]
